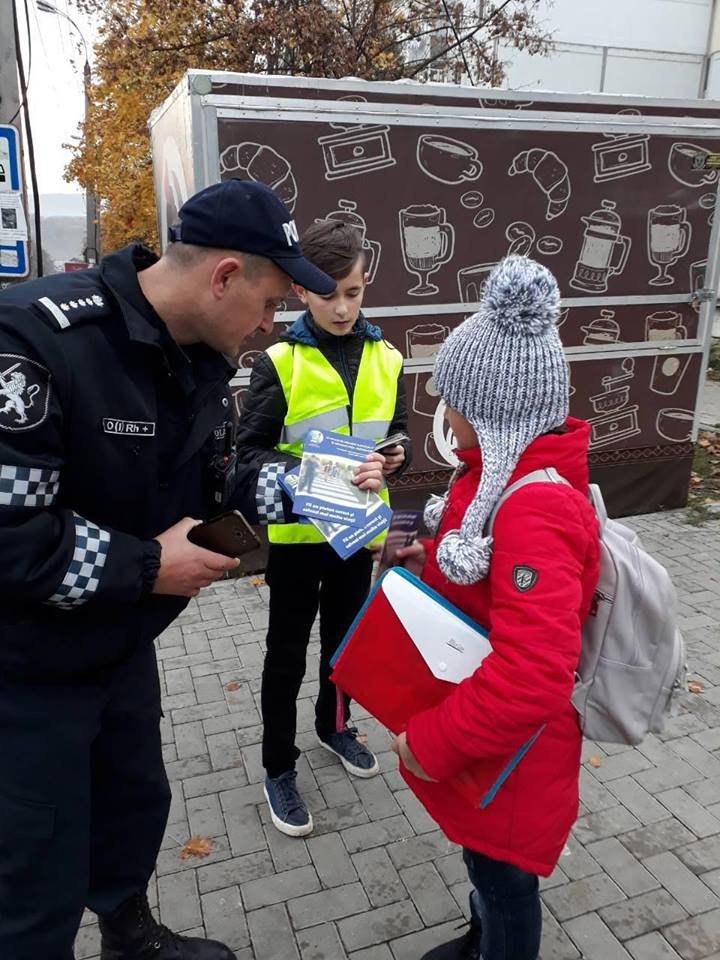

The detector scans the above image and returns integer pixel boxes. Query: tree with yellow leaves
[67,1,551,250]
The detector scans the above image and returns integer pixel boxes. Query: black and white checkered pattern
[46,513,111,608]
[256,462,286,523]
[0,464,60,507]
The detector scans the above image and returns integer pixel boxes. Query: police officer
[0,179,385,960]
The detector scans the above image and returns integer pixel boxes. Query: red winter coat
[404,418,600,877]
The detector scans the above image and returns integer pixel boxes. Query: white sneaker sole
[263,785,314,837]
[316,735,380,778]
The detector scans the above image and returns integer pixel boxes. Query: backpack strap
[487,467,570,536]
[588,484,609,531]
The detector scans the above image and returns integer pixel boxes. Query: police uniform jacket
[0,245,291,684]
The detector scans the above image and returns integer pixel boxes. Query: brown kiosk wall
[150,71,720,518]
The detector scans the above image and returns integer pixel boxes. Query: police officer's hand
[353,452,385,494]
[153,518,240,598]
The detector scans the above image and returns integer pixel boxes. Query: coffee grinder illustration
[588,358,640,448]
[570,201,631,293]
[320,200,381,283]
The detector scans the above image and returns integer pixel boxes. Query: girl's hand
[395,540,426,578]
[392,731,437,781]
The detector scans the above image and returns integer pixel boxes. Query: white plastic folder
[380,568,493,683]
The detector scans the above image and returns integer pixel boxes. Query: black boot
[420,894,482,960]
[420,920,482,960]
[99,892,237,960]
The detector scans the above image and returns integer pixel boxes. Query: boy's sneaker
[317,726,380,778]
[264,771,313,837]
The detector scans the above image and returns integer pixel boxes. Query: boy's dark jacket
[236,311,411,472]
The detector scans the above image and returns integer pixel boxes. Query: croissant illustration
[508,149,571,220]
[220,142,298,212]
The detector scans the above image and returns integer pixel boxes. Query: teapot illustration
[320,200,382,283]
[570,200,631,293]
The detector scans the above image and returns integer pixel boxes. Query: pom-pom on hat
[433,255,568,585]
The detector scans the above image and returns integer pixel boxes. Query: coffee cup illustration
[668,143,719,188]
[656,408,693,443]
[457,262,497,303]
[417,135,483,185]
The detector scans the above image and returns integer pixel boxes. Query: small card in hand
[376,509,421,576]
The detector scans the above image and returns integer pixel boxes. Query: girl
[393,256,601,960]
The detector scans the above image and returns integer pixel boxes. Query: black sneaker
[317,726,380,778]
[99,892,236,959]
[264,770,313,837]
[419,919,482,959]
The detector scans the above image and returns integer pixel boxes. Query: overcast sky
[18,1,95,199]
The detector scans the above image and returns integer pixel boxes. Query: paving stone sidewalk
[76,511,720,960]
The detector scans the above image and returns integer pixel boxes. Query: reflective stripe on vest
[267,338,403,545]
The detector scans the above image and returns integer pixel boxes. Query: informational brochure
[317,498,392,560]
[282,465,391,558]
[293,430,373,527]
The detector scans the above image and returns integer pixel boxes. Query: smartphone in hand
[374,432,409,453]
[187,510,261,559]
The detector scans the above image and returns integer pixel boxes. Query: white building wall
[497,0,716,99]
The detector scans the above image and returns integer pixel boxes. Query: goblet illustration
[647,205,691,287]
[399,205,455,296]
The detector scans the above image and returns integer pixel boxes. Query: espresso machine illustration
[588,358,641,448]
[320,200,381,283]
[570,200,631,293]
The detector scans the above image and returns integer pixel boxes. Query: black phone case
[375,433,409,452]
[188,512,260,558]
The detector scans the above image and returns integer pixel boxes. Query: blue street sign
[0,124,29,279]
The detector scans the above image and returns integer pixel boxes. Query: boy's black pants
[261,542,373,778]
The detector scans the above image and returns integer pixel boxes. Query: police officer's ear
[292,282,309,305]
[209,256,244,300]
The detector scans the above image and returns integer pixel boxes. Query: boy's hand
[392,731,437,781]
[353,452,385,493]
[395,540,426,578]
[381,444,406,476]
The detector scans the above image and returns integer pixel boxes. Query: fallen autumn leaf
[179,836,213,860]
[688,680,704,694]
[225,681,241,693]
[589,756,602,769]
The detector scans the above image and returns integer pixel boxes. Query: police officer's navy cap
[168,179,335,295]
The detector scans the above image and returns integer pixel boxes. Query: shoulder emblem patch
[0,353,51,432]
[513,565,539,593]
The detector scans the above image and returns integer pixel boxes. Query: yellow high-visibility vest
[267,338,403,545]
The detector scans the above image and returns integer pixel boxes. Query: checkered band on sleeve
[256,462,286,523]
[45,512,111,608]
[0,464,60,507]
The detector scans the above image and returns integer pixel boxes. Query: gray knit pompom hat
[433,255,568,585]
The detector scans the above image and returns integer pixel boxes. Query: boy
[236,221,411,836]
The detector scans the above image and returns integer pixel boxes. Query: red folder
[330,567,494,806]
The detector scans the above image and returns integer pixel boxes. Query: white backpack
[489,468,687,745]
